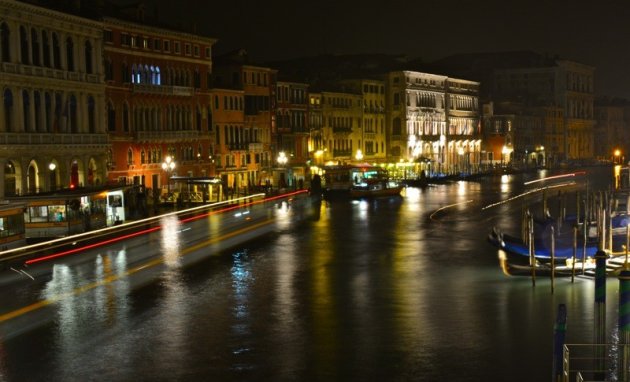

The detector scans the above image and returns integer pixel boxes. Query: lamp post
[615,149,622,165]
[355,149,363,162]
[161,155,175,195]
[48,162,56,191]
[277,151,288,189]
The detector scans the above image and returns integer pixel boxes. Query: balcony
[132,84,193,96]
[135,130,200,142]
[249,142,263,152]
[0,132,108,146]
[2,62,103,84]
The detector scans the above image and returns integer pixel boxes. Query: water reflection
[230,250,254,369]
[42,248,132,381]
[160,215,182,268]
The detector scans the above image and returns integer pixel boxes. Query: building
[593,99,628,161]
[385,71,480,177]
[102,10,217,203]
[339,79,387,164]
[320,90,363,165]
[212,50,276,188]
[0,0,109,199]
[494,60,595,161]
[276,81,309,169]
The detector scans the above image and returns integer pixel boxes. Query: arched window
[196,107,201,131]
[123,103,129,132]
[143,64,149,84]
[155,67,161,85]
[140,149,145,164]
[42,31,50,67]
[194,69,200,88]
[19,26,28,64]
[52,33,60,69]
[22,90,30,132]
[150,66,156,84]
[34,91,41,131]
[104,59,113,81]
[65,37,74,71]
[107,102,115,132]
[84,40,93,74]
[131,64,137,84]
[68,94,77,133]
[31,28,39,66]
[3,89,13,132]
[0,23,10,63]
[127,148,133,165]
[54,93,62,132]
[87,96,95,133]
[44,92,51,132]
[122,62,129,83]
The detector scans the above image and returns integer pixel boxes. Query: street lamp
[355,149,363,162]
[277,151,288,189]
[614,149,621,164]
[49,162,56,191]
[277,151,288,166]
[161,155,175,194]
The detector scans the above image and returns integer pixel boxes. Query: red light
[70,183,75,189]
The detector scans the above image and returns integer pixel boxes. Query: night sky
[147,0,630,99]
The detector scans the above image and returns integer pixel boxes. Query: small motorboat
[349,179,403,198]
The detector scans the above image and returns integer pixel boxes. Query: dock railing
[563,343,630,381]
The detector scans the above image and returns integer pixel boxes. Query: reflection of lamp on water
[161,155,175,193]
[457,147,464,173]
[355,149,363,161]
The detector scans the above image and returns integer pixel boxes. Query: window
[104,30,113,43]
[1,23,10,63]
[194,45,199,57]
[163,40,170,52]
[121,33,130,46]
[185,43,191,55]
[65,37,74,71]
[153,38,160,51]
[174,41,180,54]
[131,36,138,48]
[84,41,93,74]
[205,47,210,58]
[142,37,149,49]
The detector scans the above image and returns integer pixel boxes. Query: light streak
[524,171,586,185]
[429,200,473,220]
[482,182,574,210]
[0,218,276,324]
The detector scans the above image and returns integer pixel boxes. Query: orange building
[212,50,276,188]
[102,11,216,201]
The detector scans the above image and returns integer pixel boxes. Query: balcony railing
[136,130,200,142]
[2,62,103,84]
[132,84,193,96]
[0,132,108,145]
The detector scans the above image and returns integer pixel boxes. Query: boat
[322,164,401,198]
[349,178,403,198]
[487,227,600,262]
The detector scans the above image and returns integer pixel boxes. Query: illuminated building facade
[0,0,108,199]
[212,52,275,187]
[102,12,216,199]
[320,90,363,164]
[276,81,309,167]
[494,60,595,161]
[308,92,324,165]
[386,71,480,176]
[339,79,387,163]
[593,102,627,161]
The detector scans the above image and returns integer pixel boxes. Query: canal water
[0,166,622,381]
